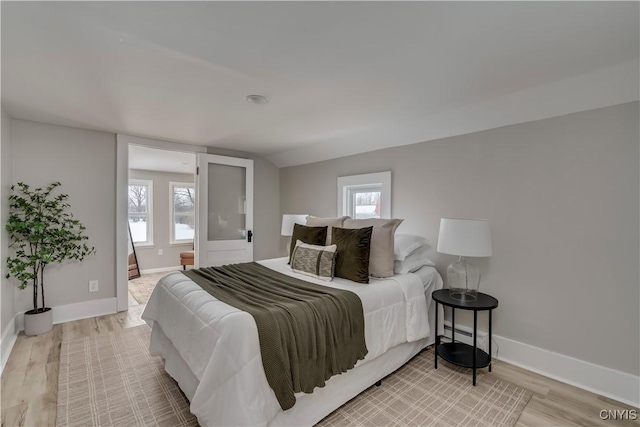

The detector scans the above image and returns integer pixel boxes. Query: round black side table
[432,289,498,386]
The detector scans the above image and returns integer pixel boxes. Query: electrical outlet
[158,249,163,255]
[89,280,99,292]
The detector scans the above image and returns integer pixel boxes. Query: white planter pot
[24,307,53,336]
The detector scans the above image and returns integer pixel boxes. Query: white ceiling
[129,145,195,175]
[2,2,638,167]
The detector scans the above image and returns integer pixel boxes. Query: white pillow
[394,245,435,275]
[394,234,428,261]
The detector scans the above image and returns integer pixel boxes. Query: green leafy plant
[5,182,96,313]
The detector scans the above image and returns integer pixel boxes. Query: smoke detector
[245,95,269,105]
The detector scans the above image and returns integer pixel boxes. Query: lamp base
[446,257,481,301]
[449,289,478,302]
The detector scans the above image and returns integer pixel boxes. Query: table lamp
[281,214,308,237]
[437,218,492,301]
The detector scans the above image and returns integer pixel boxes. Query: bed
[142,257,443,426]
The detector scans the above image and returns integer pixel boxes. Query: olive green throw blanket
[182,262,368,410]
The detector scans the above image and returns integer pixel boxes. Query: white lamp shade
[437,218,492,257]
[281,214,308,236]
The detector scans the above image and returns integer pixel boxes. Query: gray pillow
[290,241,337,282]
[343,218,404,278]
[305,216,350,245]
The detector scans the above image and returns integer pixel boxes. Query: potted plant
[5,182,95,336]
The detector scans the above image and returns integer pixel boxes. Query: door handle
[247,230,253,243]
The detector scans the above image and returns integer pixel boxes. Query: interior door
[196,154,254,267]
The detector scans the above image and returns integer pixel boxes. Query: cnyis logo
[599,409,638,421]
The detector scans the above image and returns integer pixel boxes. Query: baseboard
[1,317,17,374]
[493,334,640,408]
[139,266,182,275]
[15,297,118,331]
[442,320,488,353]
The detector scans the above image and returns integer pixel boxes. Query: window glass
[171,183,196,243]
[128,180,153,245]
[351,189,382,219]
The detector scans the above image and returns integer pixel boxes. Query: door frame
[115,134,206,312]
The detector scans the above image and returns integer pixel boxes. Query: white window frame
[128,179,153,247]
[170,181,196,245]
[337,171,391,219]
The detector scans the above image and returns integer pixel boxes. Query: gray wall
[280,102,639,376]
[3,121,280,316]
[207,147,281,261]
[1,106,14,334]
[11,120,116,312]
[129,169,194,270]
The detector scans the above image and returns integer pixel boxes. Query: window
[338,171,391,219]
[171,182,196,244]
[347,186,382,219]
[128,179,153,246]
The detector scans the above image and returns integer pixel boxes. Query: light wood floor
[1,305,638,427]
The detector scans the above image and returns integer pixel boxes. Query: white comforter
[142,258,438,426]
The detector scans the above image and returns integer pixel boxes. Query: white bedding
[142,258,443,426]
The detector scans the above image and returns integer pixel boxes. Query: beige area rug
[129,271,178,305]
[57,325,531,427]
[318,352,532,427]
[57,325,197,427]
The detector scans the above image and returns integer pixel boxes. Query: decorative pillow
[290,241,337,282]
[331,226,373,284]
[289,223,328,263]
[305,216,350,245]
[394,234,429,261]
[394,245,436,275]
[343,218,403,278]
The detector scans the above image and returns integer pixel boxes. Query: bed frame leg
[375,380,382,387]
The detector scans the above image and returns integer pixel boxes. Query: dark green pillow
[289,223,328,263]
[331,226,373,284]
